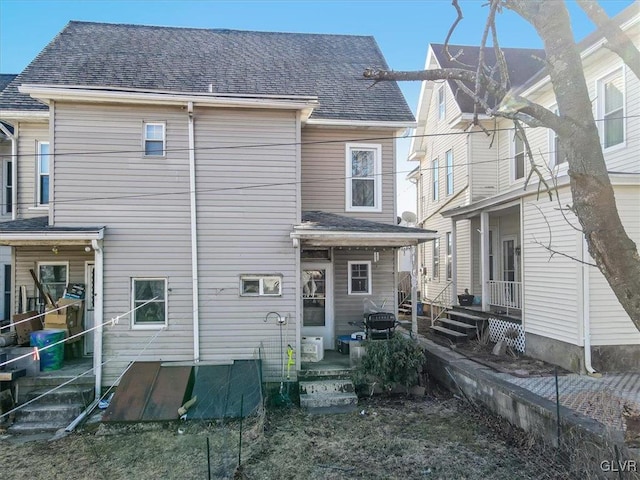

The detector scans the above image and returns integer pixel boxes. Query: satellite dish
[401,211,417,224]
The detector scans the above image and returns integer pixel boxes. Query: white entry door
[301,262,334,350]
[84,262,95,356]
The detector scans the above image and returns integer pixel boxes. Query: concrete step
[7,421,67,434]
[431,326,469,343]
[25,385,94,406]
[299,379,358,414]
[13,403,84,424]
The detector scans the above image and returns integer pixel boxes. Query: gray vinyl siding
[52,102,196,383]
[332,249,396,340]
[194,108,298,363]
[470,130,498,201]
[522,188,580,344]
[301,127,396,223]
[15,122,49,219]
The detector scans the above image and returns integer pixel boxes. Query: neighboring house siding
[52,102,196,383]
[194,108,298,362]
[333,249,395,339]
[301,127,396,223]
[469,129,498,201]
[16,122,49,219]
[522,188,580,344]
[589,185,640,345]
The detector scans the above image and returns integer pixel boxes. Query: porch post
[92,240,104,399]
[480,211,489,312]
[451,220,457,303]
[411,245,418,337]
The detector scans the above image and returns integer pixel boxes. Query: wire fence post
[554,367,561,446]
[238,394,244,470]
[206,437,211,480]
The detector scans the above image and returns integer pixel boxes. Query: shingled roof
[0,21,414,123]
[0,74,17,93]
[430,44,546,114]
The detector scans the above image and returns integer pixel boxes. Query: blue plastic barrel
[30,329,66,371]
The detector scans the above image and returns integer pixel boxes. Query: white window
[432,238,440,279]
[513,131,525,180]
[437,85,446,120]
[432,159,439,201]
[345,143,382,212]
[132,278,167,328]
[445,149,454,195]
[144,122,165,156]
[348,261,371,295]
[445,232,452,280]
[549,107,567,167]
[240,275,282,296]
[598,68,625,149]
[37,141,50,205]
[3,159,12,214]
[38,262,68,303]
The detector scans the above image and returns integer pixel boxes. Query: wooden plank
[142,366,194,421]
[102,362,161,422]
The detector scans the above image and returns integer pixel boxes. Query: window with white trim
[144,122,165,156]
[437,86,446,120]
[132,278,167,328]
[432,159,439,201]
[345,143,381,212]
[513,131,525,180]
[240,275,282,296]
[446,232,452,280]
[549,107,567,167]
[38,262,68,302]
[37,141,50,205]
[445,149,454,195]
[432,238,440,279]
[3,159,12,214]
[598,68,624,149]
[348,261,371,295]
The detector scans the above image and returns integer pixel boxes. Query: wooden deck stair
[431,308,487,344]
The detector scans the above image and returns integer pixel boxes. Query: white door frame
[301,261,334,350]
[84,261,95,356]
[501,234,519,282]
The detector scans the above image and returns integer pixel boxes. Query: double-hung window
[550,107,566,167]
[437,86,446,120]
[348,261,371,295]
[445,149,453,195]
[432,159,439,201]
[38,262,68,302]
[3,159,12,214]
[598,68,624,149]
[37,141,50,205]
[346,143,381,212]
[132,278,167,328]
[144,122,165,156]
[432,238,440,279]
[446,232,452,280]
[513,131,525,180]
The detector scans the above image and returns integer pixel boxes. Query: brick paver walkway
[495,372,640,431]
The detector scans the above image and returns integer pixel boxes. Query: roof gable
[0,21,414,123]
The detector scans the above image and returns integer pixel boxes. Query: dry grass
[0,392,579,480]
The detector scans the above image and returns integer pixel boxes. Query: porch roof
[0,216,104,245]
[291,211,437,247]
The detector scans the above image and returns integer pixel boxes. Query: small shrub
[353,333,425,392]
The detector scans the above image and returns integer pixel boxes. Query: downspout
[582,237,596,374]
[188,102,200,362]
[91,239,104,399]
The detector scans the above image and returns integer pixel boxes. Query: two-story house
[0,21,436,392]
[410,4,640,372]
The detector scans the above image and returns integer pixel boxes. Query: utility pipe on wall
[187,102,201,362]
[582,237,596,374]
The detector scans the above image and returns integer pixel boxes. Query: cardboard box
[12,311,43,346]
[44,299,84,343]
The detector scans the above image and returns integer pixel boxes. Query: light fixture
[373,251,380,263]
[85,246,92,253]
[515,246,521,256]
[51,246,59,255]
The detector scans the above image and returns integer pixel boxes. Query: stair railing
[397,272,412,309]
[429,281,453,327]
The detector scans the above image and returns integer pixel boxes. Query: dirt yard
[0,390,579,480]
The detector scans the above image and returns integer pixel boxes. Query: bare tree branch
[443,0,465,62]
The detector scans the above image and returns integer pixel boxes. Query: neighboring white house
[410,4,640,372]
[0,22,436,390]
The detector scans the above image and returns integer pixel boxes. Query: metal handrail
[429,281,453,327]
[397,272,412,309]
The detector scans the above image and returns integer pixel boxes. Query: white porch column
[480,211,490,312]
[451,220,457,304]
[411,245,418,336]
[91,240,104,398]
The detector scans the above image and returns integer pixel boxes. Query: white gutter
[91,239,104,399]
[0,230,103,243]
[290,231,438,242]
[582,237,596,374]
[0,122,18,220]
[187,102,200,363]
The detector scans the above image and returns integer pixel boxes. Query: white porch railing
[489,281,522,314]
